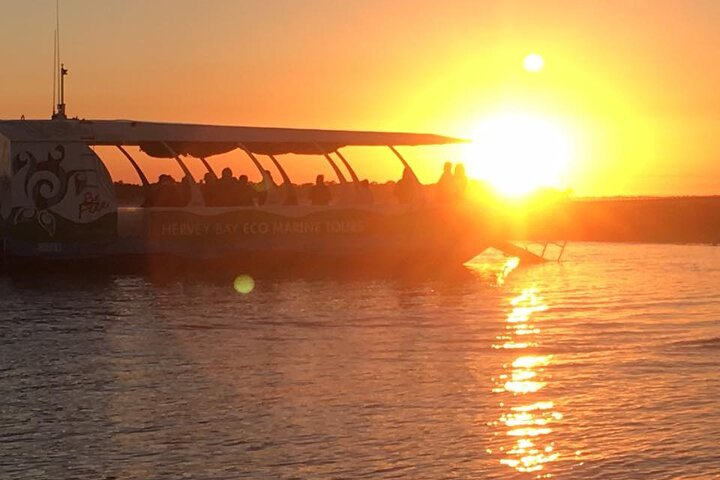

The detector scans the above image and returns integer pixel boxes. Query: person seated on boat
[436,161,455,203]
[236,174,255,206]
[254,170,276,206]
[310,174,332,206]
[357,179,374,204]
[144,174,183,207]
[142,176,161,207]
[453,162,468,201]
[215,167,239,206]
[201,171,218,206]
[283,183,299,206]
[178,174,193,206]
[394,167,417,204]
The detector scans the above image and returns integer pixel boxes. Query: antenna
[52,0,68,120]
[57,63,68,119]
[52,28,57,116]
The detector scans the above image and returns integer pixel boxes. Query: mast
[56,64,68,119]
[52,29,57,115]
[52,0,68,120]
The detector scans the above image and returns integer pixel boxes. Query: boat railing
[520,240,568,262]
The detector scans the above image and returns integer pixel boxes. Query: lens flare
[233,275,255,294]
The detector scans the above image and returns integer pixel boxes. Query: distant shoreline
[521,196,720,244]
[573,195,720,201]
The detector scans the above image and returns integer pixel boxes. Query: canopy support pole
[388,145,420,183]
[334,149,360,184]
[237,143,283,205]
[199,157,217,179]
[116,145,150,188]
[237,143,273,184]
[314,143,347,184]
[267,154,293,186]
[161,141,203,206]
[268,154,297,204]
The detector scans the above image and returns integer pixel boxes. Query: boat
[0,54,565,273]
[0,115,518,273]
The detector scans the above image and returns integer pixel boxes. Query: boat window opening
[312,143,347,185]
[388,146,419,181]
[267,155,299,206]
[238,144,270,182]
[161,141,203,206]
[334,150,360,185]
[320,150,361,204]
[109,145,153,207]
[332,150,366,204]
[116,145,150,188]
[267,155,293,186]
[104,146,437,209]
[198,157,218,180]
[238,144,286,205]
[325,154,347,184]
[99,146,188,207]
[389,145,426,205]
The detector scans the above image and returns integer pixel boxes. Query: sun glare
[524,53,544,73]
[464,113,572,197]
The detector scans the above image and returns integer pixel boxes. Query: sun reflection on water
[497,257,520,285]
[490,288,562,476]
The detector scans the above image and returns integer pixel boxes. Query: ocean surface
[1,243,719,479]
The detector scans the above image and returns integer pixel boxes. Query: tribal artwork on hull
[4,142,117,241]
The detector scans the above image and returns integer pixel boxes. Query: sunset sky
[2,0,720,196]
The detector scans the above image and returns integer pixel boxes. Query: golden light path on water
[489,259,564,476]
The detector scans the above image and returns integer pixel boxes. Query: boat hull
[1,205,496,274]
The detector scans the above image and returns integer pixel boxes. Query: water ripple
[1,244,719,478]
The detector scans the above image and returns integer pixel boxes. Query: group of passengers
[203,168,259,207]
[394,161,467,204]
[435,161,467,202]
[143,162,466,208]
[144,168,339,207]
[311,175,375,205]
[143,174,191,207]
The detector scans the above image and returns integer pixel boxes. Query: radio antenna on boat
[52,0,68,120]
[52,26,57,115]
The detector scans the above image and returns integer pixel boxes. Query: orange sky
[3,0,720,196]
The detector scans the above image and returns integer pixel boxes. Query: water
[1,243,719,479]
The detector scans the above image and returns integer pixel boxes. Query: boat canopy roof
[0,119,466,158]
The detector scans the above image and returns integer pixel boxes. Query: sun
[524,53,544,73]
[464,113,572,197]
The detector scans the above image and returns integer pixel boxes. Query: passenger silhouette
[216,167,238,206]
[436,161,455,203]
[453,163,467,201]
[310,174,332,206]
[255,170,276,205]
[178,175,192,206]
[283,183,299,206]
[201,171,218,206]
[394,167,417,204]
[145,174,183,207]
[236,174,255,206]
[357,179,374,204]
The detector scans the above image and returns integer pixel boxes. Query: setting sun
[523,53,544,72]
[465,113,572,197]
